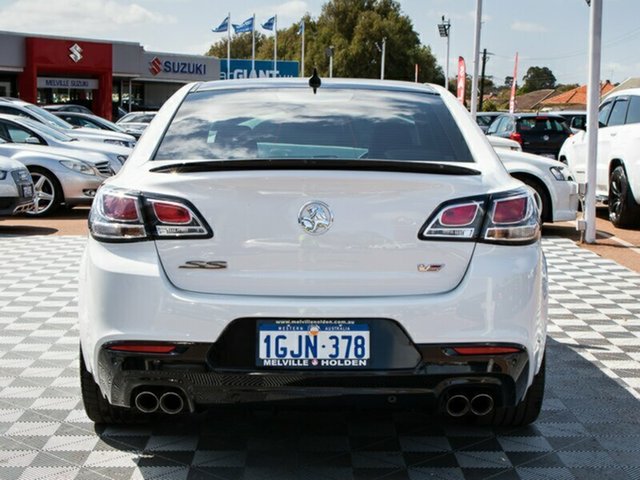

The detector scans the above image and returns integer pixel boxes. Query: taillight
[102,193,139,221]
[509,132,523,144]
[484,192,540,243]
[440,203,479,226]
[89,186,212,242]
[421,200,485,239]
[106,343,177,354]
[419,188,540,245]
[151,201,192,224]
[447,346,522,355]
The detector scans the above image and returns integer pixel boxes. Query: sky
[0,0,638,86]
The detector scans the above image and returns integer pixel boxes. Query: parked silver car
[0,115,129,169]
[0,98,136,148]
[0,122,121,216]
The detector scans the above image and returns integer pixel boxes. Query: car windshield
[24,104,74,130]
[20,117,74,142]
[154,87,473,163]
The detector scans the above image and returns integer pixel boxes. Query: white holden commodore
[79,77,548,426]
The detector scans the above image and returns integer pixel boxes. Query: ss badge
[179,261,228,270]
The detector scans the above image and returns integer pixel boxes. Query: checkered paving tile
[1,235,640,479]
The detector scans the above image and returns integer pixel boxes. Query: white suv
[79,79,548,426]
[559,89,640,227]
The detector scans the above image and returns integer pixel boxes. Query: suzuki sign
[142,52,218,81]
[148,56,207,76]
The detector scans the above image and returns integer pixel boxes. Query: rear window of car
[516,117,569,133]
[154,87,474,163]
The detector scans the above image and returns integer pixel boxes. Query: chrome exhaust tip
[445,394,470,417]
[134,391,159,413]
[470,393,494,416]
[159,391,184,415]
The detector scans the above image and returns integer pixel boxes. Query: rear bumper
[79,238,548,409]
[96,342,530,410]
[552,180,579,222]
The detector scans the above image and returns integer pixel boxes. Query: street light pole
[584,0,603,244]
[380,37,386,80]
[329,47,334,78]
[470,0,483,119]
[438,16,451,90]
[325,46,334,78]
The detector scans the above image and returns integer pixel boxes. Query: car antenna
[309,67,321,94]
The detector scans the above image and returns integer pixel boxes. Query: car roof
[0,97,28,106]
[51,111,92,118]
[512,113,567,119]
[607,88,640,99]
[193,78,440,95]
[545,110,586,115]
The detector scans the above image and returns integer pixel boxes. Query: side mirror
[25,136,41,145]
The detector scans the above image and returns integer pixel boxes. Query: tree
[306,0,443,82]
[504,76,514,88]
[521,66,556,93]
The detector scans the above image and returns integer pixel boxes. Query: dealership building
[0,31,221,119]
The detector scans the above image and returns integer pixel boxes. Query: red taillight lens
[440,204,479,227]
[102,193,139,221]
[152,201,192,224]
[492,197,527,224]
[107,344,176,354]
[509,132,523,144]
[451,346,522,355]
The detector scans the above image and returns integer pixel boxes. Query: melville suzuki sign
[142,52,217,81]
[37,77,99,89]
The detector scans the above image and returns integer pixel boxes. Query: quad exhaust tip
[134,391,159,413]
[159,391,185,415]
[470,393,494,416]
[445,393,495,417]
[445,394,470,417]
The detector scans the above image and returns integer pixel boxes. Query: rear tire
[80,346,140,425]
[478,354,545,427]
[609,165,640,228]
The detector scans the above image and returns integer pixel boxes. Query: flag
[262,16,275,30]
[233,16,254,34]
[212,15,229,33]
[298,22,305,35]
[456,57,466,104]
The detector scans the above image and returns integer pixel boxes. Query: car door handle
[611,132,617,137]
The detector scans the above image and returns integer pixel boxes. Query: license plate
[22,185,33,197]
[540,153,556,159]
[258,320,370,368]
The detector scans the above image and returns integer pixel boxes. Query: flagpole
[251,13,256,77]
[301,21,305,77]
[273,15,277,77]
[227,12,231,79]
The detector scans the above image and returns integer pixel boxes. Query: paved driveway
[1,236,640,480]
